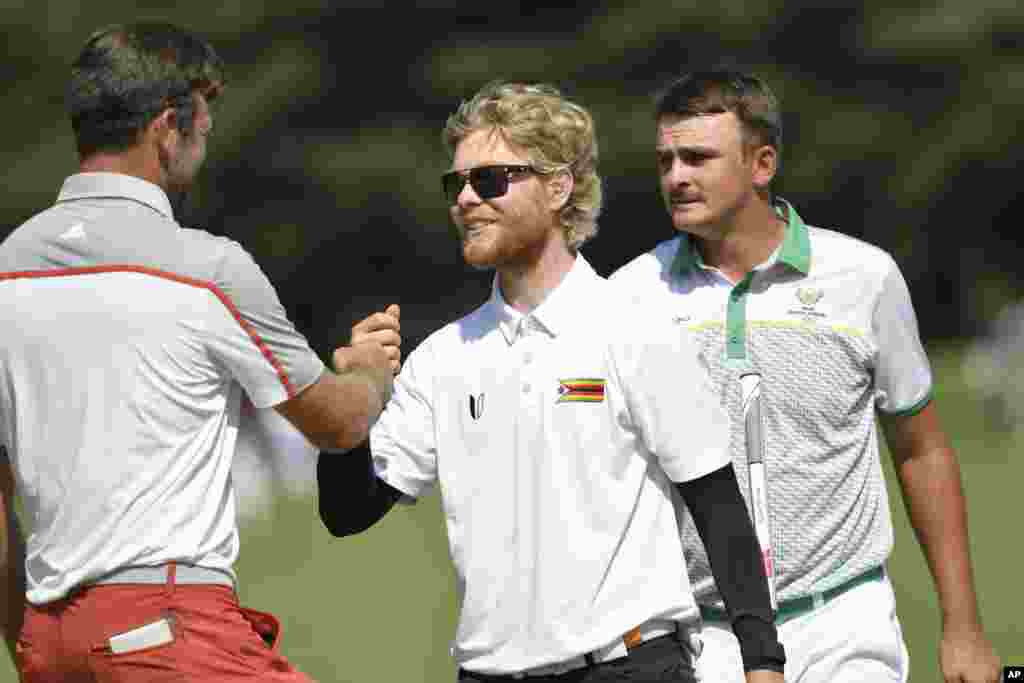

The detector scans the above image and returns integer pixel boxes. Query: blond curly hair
[443,81,602,251]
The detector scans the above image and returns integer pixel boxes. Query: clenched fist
[349,304,402,375]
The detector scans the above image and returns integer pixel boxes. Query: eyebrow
[655,144,720,155]
[447,160,525,173]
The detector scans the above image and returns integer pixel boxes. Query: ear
[750,145,778,190]
[546,169,574,212]
[146,107,179,159]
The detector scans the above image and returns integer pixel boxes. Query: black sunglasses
[441,164,538,204]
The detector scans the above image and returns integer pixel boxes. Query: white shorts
[695,568,909,682]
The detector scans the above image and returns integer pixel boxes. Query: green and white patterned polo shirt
[610,198,932,605]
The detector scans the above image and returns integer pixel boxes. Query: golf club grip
[740,372,778,611]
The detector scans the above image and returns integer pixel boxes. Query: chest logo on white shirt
[788,287,827,321]
[555,378,605,403]
[469,393,485,420]
[796,287,823,306]
[59,222,87,241]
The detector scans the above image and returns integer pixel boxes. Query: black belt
[459,621,683,679]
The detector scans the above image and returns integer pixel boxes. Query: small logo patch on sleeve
[556,378,605,403]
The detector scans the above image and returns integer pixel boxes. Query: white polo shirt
[0,173,325,604]
[371,255,730,675]
[611,199,932,605]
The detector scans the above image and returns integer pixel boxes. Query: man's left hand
[745,670,783,683]
[940,622,1000,683]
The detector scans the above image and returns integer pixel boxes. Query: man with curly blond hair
[318,81,785,682]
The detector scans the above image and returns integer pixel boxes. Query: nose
[664,157,691,190]
[455,177,482,208]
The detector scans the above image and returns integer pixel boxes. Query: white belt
[510,619,680,679]
[91,563,235,589]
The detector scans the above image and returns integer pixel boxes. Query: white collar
[490,254,599,346]
[57,172,175,221]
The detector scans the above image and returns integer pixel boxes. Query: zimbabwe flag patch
[556,378,606,403]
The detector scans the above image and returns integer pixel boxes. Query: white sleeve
[873,256,933,415]
[369,338,438,500]
[613,315,731,483]
[205,241,325,409]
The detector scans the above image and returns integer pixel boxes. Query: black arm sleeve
[316,443,403,536]
[676,464,786,674]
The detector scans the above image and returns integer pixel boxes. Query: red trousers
[16,569,316,682]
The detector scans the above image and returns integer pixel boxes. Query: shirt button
[522,383,531,393]
[523,351,533,364]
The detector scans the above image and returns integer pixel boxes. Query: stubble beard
[461,230,503,272]
[165,138,206,218]
[668,201,713,239]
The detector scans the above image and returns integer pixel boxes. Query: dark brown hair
[67,22,226,158]
[656,69,782,161]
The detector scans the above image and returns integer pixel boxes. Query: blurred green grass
[0,342,1019,682]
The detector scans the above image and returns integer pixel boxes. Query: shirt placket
[725,272,756,368]
[513,315,544,634]
[722,269,785,573]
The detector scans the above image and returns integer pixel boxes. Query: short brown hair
[67,22,226,158]
[656,69,782,163]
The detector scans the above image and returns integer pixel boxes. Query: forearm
[277,369,386,453]
[881,404,1000,680]
[883,404,984,630]
[677,464,784,673]
[896,443,981,628]
[317,443,401,536]
[319,369,387,451]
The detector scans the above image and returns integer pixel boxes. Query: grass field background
[1,343,1019,681]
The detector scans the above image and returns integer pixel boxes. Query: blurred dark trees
[2,2,1021,356]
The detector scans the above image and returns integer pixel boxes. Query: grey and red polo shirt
[0,172,324,604]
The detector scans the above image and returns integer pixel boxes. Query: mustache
[453,215,493,232]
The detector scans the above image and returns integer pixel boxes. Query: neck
[497,239,577,313]
[695,196,785,283]
[78,145,166,190]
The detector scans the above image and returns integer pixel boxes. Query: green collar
[670,197,811,278]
